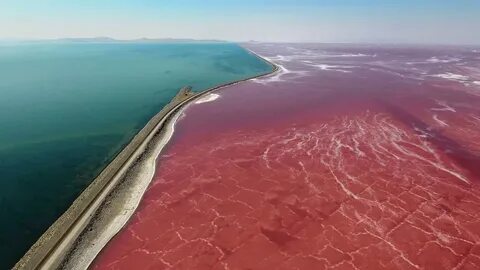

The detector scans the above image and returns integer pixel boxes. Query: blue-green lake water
[0,42,272,268]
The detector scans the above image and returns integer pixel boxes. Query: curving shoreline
[15,47,279,270]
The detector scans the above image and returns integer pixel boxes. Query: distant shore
[15,47,279,270]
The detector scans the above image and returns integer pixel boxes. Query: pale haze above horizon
[1,0,480,45]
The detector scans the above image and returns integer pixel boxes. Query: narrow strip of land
[15,50,278,270]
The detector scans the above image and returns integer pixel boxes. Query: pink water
[93,44,480,270]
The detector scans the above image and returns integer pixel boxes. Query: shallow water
[0,41,272,268]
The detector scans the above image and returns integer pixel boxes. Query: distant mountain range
[46,37,225,43]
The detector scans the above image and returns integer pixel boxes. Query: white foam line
[368,67,408,79]
[270,54,293,62]
[471,114,480,123]
[431,100,456,113]
[323,53,372,58]
[252,57,309,85]
[311,64,354,73]
[252,61,289,84]
[427,57,460,63]
[391,140,469,184]
[433,114,448,127]
[432,73,469,81]
[194,93,220,104]
[327,166,360,200]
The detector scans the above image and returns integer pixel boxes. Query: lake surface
[93,43,480,270]
[0,41,272,268]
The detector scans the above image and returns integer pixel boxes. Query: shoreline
[15,47,279,270]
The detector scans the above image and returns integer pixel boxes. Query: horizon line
[1,37,479,47]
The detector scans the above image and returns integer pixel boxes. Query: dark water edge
[0,42,272,269]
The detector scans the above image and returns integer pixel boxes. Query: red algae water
[92,44,480,269]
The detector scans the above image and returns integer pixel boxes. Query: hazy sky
[1,0,480,44]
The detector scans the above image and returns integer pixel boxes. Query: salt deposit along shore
[14,50,278,270]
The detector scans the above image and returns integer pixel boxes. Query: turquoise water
[0,42,272,268]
